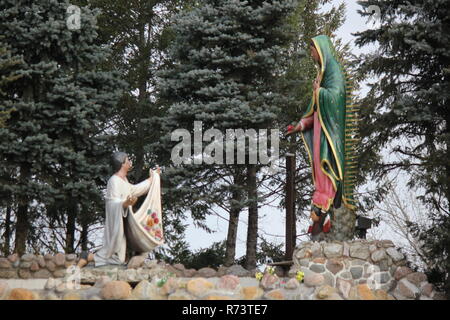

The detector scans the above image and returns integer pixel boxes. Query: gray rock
[19,261,32,269]
[396,278,420,299]
[94,276,112,288]
[394,266,413,280]
[183,269,197,277]
[53,253,66,267]
[379,272,391,284]
[33,269,52,278]
[322,272,335,287]
[323,243,343,258]
[350,267,363,279]
[66,254,77,261]
[342,242,350,257]
[0,258,12,269]
[311,242,322,257]
[127,256,145,269]
[18,269,31,279]
[371,249,387,262]
[378,259,390,272]
[406,272,427,287]
[226,265,250,277]
[310,264,325,273]
[143,259,158,269]
[36,255,46,268]
[350,259,366,266]
[420,282,434,297]
[338,271,352,280]
[295,247,312,260]
[197,267,217,278]
[285,278,300,290]
[298,258,311,267]
[0,270,17,278]
[304,273,325,287]
[349,243,370,260]
[53,269,66,278]
[386,248,404,262]
[117,269,138,282]
[7,254,18,263]
[20,254,35,262]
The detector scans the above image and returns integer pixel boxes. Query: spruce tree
[158,0,297,269]
[0,0,125,254]
[355,0,450,296]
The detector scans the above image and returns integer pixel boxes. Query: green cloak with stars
[300,35,358,210]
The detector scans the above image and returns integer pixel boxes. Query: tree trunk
[3,203,12,256]
[245,165,258,270]
[80,205,89,251]
[65,201,77,253]
[224,172,244,266]
[14,165,30,255]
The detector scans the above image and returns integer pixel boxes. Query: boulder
[101,281,132,300]
[326,259,344,275]
[127,256,145,269]
[386,247,405,262]
[217,275,240,291]
[260,273,279,290]
[394,266,413,280]
[53,253,66,267]
[349,243,370,260]
[316,285,336,299]
[323,243,343,258]
[406,272,427,287]
[225,265,251,277]
[304,272,325,287]
[241,286,264,300]
[0,258,11,269]
[7,288,36,300]
[396,278,420,299]
[371,249,387,263]
[264,289,285,300]
[186,278,215,297]
[197,267,217,278]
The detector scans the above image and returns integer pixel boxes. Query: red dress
[301,112,336,211]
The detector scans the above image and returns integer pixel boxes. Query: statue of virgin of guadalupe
[288,35,359,240]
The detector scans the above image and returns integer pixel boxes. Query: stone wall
[290,240,443,300]
[0,241,446,300]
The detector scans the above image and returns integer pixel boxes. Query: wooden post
[285,139,296,261]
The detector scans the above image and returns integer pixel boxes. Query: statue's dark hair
[111,152,128,173]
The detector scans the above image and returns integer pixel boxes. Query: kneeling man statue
[77,152,161,268]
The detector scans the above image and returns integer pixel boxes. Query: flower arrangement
[255,272,264,281]
[266,266,275,275]
[296,271,305,283]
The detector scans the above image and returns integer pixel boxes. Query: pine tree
[355,0,450,296]
[0,0,125,254]
[157,0,298,270]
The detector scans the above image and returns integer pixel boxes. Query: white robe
[94,175,150,267]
